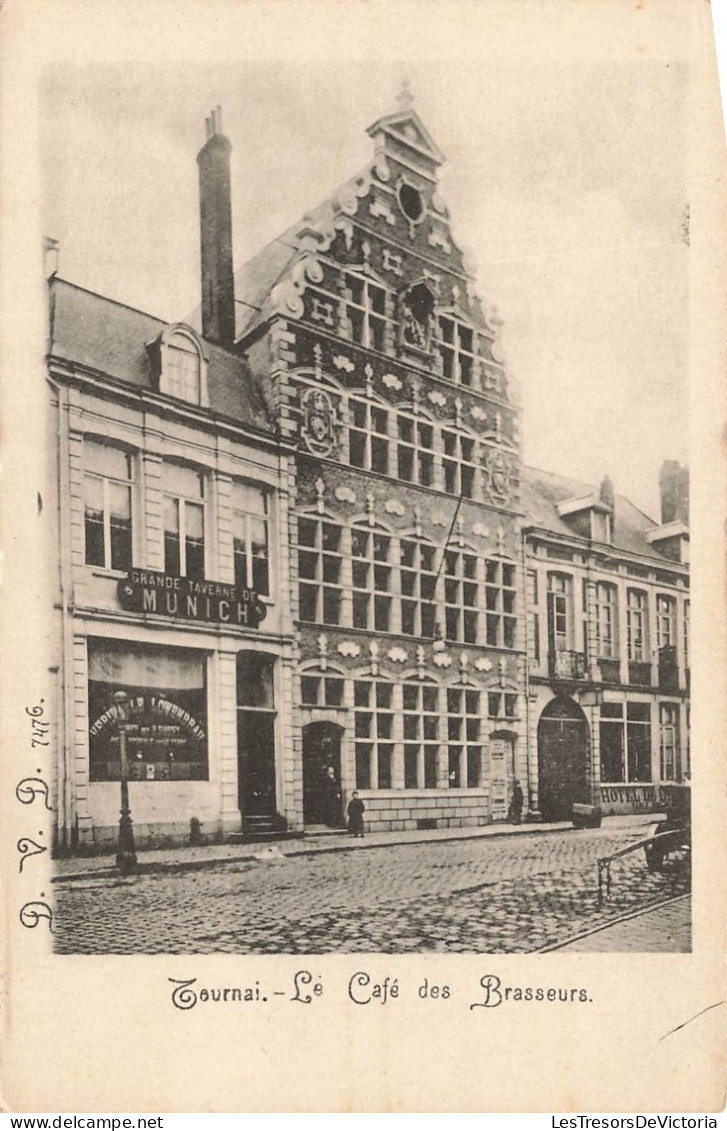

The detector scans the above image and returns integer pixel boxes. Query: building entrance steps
[52,813,662,884]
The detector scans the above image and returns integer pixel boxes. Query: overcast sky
[40,34,690,519]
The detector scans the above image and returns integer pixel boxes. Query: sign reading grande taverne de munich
[118,570,267,628]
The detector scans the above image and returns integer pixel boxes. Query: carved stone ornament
[474,657,493,672]
[387,646,408,664]
[301,387,339,457]
[382,372,402,391]
[384,499,405,516]
[337,640,361,658]
[432,652,453,668]
[484,448,512,506]
[335,486,357,504]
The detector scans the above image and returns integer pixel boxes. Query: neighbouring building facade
[48,100,689,850]
[47,269,298,850]
[522,462,690,820]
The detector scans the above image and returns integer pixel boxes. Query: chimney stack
[599,474,614,510]
[659,460,689,525]
[197,107,235,347]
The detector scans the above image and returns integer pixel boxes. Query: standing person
[347,791,365,838]
[508,780,524,824]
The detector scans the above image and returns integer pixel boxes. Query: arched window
[157,325,208,406]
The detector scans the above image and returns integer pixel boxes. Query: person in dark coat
[508,780,524,824]
[347,791,365,838]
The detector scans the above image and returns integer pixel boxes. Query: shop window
[600,701,652,783]
[351,525,392,632]
[343,273,388,352]
[485,559,516,648]
[399,538,437,637]
[232,482,269,595]
[237,653,277,814]
[447,687,482,787]
[442,429,478,498]
[354,679,394,789]
[396,413,434,486]
[297,517,343,625]
[349,398,390,474]
[163,463,205,580]
[84,440,133,572]
[659,703,679,781]
[88,639,208,782]
[403,681,439,789]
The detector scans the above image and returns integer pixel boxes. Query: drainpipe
[47,372,75,850]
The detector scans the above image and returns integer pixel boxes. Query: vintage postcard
[1,0,725,1114]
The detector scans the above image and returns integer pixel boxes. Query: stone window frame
[351,521,394,633]
[594,580,619,659]
[299,663,346,709]
[446,684,483,788]
[231,481,271,597]
[434,312,478,387]
[83,437,135,574]
[395,407,435,487]
[399,534,438,638]
[296,514,345,627]
[627,588,649,662]
[485,558,517,649]
[402,679,440,789]
[157,324,209,408]
[348,394,391,475]
[340,268,391,353]
[442,426,479,499]
[162,461,207,580]
[656,593,677,649]
[354,676,395,789]
[443,545,481,645]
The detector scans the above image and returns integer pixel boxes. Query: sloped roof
[522,465,682,565]
[49,278,272,433]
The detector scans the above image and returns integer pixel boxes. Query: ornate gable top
[367,108,445,170]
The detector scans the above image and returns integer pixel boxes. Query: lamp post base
[117,812,137,873]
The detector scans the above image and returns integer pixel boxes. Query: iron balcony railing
[548,649,587,680]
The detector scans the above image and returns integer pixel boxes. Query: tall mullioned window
[351,525,392,632]
[436,316,476,386]
[527,569,540,662]
[403,682,439,789]
[659,703,679,781]
[485,559,517,648]
[163,463,205,580]
[396,414,434,487]
[594,582,618,658]
[399,538,437,637]
[297,517,343,625]
[343,273,388,351]
[232,483,269,595]
[354,680,394,789]
[657,595,676,648]
[444,549,480,644]
[447,687,482,788]
[349,399,389,474]
[627,589,648,661]
[442,430,477,498]
[600,702,652,783]
[84,440,133,571]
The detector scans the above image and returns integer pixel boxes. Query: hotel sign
[118,570,267,628]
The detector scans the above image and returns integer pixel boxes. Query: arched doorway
[302,721,344,827]
[537,697,590,821]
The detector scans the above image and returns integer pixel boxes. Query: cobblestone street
[53,822,690,955]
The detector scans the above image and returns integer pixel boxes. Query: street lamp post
[112,690,137,874]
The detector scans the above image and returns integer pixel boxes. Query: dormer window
[155,324,209,407]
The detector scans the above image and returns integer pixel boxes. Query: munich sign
[118,570,267,628]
